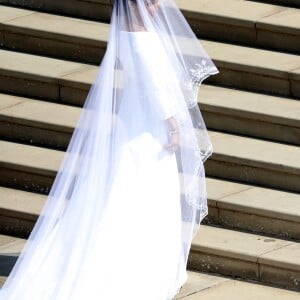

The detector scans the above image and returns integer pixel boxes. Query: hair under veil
[0,0,219,299]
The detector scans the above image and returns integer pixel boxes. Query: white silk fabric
[0,0,219,299]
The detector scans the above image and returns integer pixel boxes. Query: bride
[0,0,219,299]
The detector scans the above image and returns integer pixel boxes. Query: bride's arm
[165,116,178,132]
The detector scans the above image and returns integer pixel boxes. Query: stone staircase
[0,0,299,298]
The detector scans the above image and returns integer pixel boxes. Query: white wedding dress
[71,31,188,300]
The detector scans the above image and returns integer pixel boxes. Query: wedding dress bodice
[118,30,179,121]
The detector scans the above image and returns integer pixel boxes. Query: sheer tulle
[0,1,219,299]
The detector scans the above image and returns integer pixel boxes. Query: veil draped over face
[0,0,219,299]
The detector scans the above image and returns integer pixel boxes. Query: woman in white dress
[0,1,219,299]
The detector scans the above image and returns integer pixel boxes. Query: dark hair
[116,0,158,16]
[117,0,136,15]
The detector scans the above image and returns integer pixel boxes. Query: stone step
[1,83,300,152]
[0,141,61,195]
[208,130,300,193]
[0,43,299,106]
[1,135,300,194]
[177,0,300,54]
[1,237,299,300]
[0,7,300,98]
[206,177,300,241]
[1,124,299,195]
[200,86,300,146]
[0,0,113,23]
[0,49,92,104]
[1,1,299,53]
[0,5,110,64]
[0,225,299,292]
[0,187,45,238]
[0,93,79,149]
[1,163,300,240]
[189,225,300,292]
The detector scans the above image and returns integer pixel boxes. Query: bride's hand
[164,116,180,153]
[164,130,180,153]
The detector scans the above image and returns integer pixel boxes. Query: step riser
[2,31,106,65]
[256,30,300,55]
[0,167,53,194]
[2,0,112,22]
[213,66,299,99]
[0,75,60,101]
[60,85,90,107]
[187,250,300,292]
[0,72,90,105]
[0,213,35,238]
[204,111,300,146]
[206,159,300,193]
[0,121,72,150]
[250,0,300,8]
[191,20,260,52]
[208,208,300,241]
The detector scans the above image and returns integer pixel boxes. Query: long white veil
[0,0,219,298]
